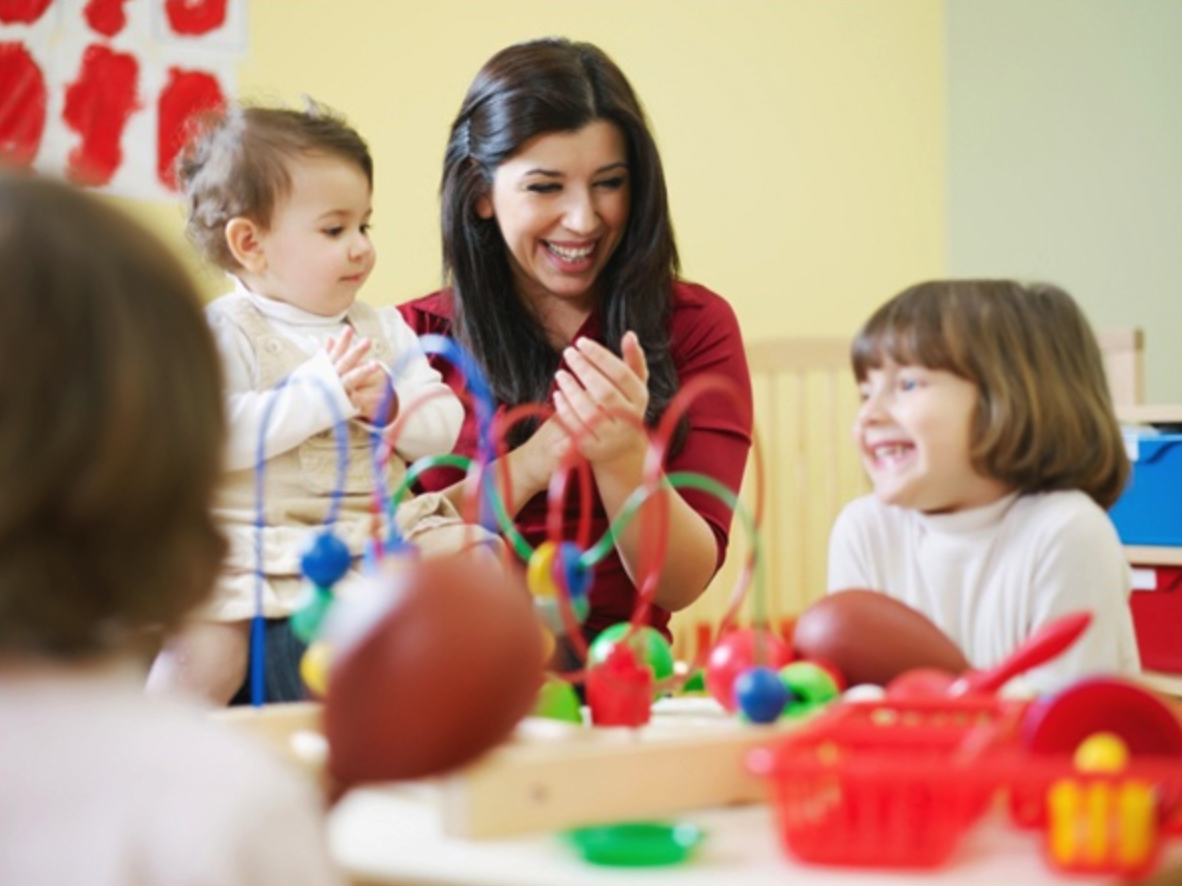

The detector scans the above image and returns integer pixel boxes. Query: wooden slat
[745,336,849,373]
[1096,327,1144,408]
[1123,546,1182,567]
[1118,405,1182,425]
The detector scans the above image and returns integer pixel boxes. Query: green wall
[947,0,1182,402]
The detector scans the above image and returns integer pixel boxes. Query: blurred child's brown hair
[852,279,1129,508]
[0,172,227,656]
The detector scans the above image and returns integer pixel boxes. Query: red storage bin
[747,698,1016,869]
[1129,565,1182,674]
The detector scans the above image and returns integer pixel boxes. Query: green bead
[588,622,675,682]
[779,661,839,719]
[532,676,583,723]
[681,669,707,694]
[291,585,334,643]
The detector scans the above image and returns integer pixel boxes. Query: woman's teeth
[545,242,594,261]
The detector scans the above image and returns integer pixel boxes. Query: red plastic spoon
[887,611,1092,698]
[950,611,1093,696]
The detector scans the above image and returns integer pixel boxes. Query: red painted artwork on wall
[0,0,244,199]
[0,0,54,25]
[157,66,223,188]
[84,0,132,38]
[165,0,226,36]
[0,42,47,166]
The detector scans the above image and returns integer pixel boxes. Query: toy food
[793,589,969,687]
[324,552,544,785]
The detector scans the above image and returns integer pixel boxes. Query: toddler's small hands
[327,326,373,379]
[347,361,398,424]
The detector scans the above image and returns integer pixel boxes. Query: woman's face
[477,119,630,317]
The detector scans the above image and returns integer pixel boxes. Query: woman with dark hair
[400,38,753,655]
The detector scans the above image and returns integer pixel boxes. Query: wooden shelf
[1125,546,1182,567]
[1117,404,1182,425]
[1141,670,1182,698]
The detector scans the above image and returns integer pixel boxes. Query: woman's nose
[562,189,599,234]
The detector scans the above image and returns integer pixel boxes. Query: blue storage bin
[1109,432,1182,546]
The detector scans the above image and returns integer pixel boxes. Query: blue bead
[734,666,792,723]
[557,542,591,600]
[300,531,351,587]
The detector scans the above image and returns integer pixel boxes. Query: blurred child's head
[176,101,375,316]
[852,279,1128,511]
[0,172,227,658]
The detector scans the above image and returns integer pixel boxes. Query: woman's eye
[898,378,919,392]
[527,183,561,194]
[595,176,626,190]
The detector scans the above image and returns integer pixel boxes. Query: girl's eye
[898,378,919,392]
[595,176,626,190]
[527,183,561,194]
[323,226,344,237]
[360,223,372,235]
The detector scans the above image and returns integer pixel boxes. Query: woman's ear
[225,218,266,273]
[475,193,494,220]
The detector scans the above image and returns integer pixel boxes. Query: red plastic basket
[748,697,1017,869]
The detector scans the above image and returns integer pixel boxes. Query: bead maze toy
[231,330,835,816]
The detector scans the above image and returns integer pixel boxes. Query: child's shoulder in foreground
[0,661,339,885]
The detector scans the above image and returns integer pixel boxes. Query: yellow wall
[128,0,946,348]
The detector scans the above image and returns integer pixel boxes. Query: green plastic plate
[565,821,705,867]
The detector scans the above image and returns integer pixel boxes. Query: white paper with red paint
[0,0,244,200]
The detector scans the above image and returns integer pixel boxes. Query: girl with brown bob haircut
[826,279,1140,694]
[0,172,343,885]
[851,279,1128,508]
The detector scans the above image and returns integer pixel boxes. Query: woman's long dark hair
[441,38,682,446]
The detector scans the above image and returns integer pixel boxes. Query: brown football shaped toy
[324,552,544,786]
[793,588,970,687]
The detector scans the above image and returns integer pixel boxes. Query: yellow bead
[300,640,332,697]
[1074,732,1130,773]
[527,542,561,598]
[538,622,557,666]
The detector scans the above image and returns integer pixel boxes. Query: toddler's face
[853,361,1012,513]
[251,155,375,316]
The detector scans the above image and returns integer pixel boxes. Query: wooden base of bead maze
[214,697,803,838]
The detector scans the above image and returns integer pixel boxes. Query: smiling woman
[400,37,754,659]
